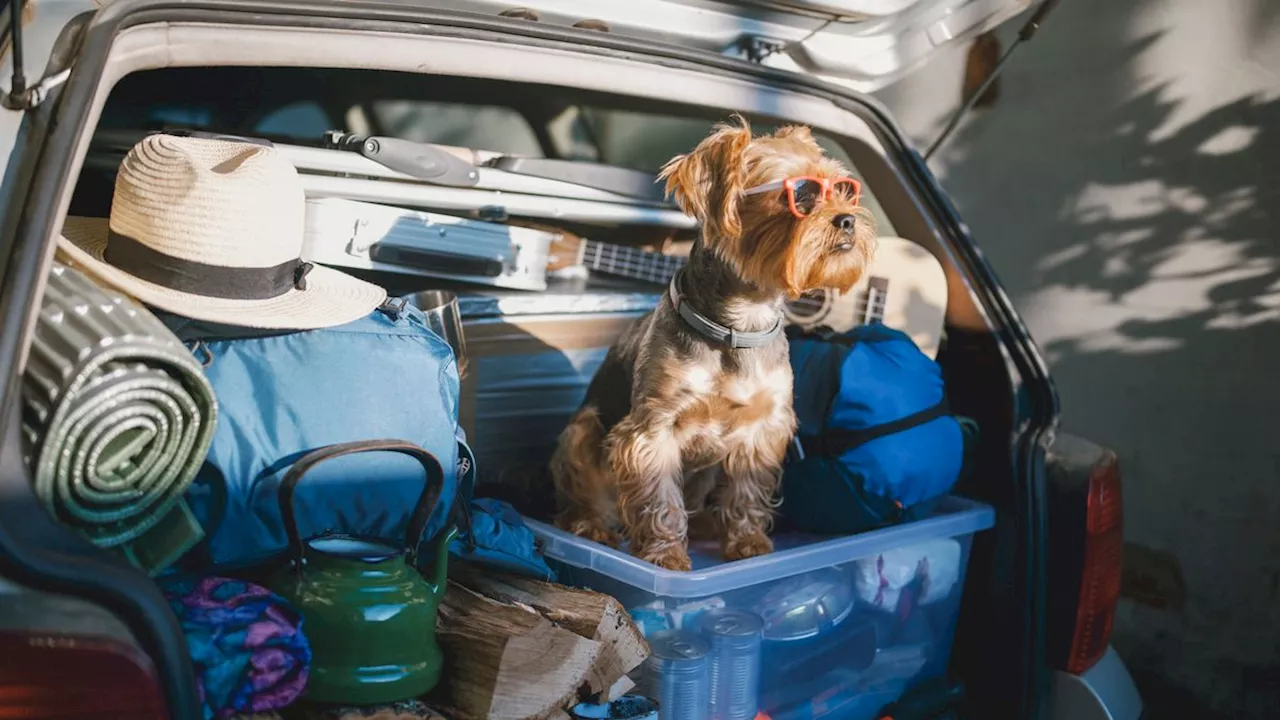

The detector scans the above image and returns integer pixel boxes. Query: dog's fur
[550,118,876,570]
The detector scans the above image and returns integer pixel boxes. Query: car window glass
[254,102,333,141]
[369,101,544,157]
[575,108,894,235]
[139,105,213,128]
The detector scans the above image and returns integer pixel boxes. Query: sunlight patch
[1074,180,1167,222]
[1037,243,1090,272]
[1195,124,1259,156]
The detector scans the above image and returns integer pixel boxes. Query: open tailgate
[441,0,1031,91]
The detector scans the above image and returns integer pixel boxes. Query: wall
[872,0,1280,716]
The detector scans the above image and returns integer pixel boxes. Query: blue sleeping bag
[447,442,556,581]
[161,303,468,571]
[781,324,973,534]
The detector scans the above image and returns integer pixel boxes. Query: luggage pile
[24,126,992,720]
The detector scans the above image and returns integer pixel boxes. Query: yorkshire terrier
[550,117,877,570]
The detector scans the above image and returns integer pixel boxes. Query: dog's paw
[723,532,773,561]
[579,526,623,549]
[562,519,622,548]
[555,510,622,547]
[640,546,693,572]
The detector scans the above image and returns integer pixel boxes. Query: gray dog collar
[668,272,783,349]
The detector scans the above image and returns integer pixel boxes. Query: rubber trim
[0,9,203,720]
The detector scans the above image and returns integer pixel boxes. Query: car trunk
[0,2,1056,719]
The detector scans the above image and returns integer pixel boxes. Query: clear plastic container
[527,496,995,720]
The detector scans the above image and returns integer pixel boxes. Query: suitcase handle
[326,131,480,188]
[368,243,506,278]
[488,155,667,203]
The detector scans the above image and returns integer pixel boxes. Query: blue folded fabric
[158,574,311,719]
[450,498,557,581]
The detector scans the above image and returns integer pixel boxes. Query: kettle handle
[278,439,445,567]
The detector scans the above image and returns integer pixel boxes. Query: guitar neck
[862,276,888,325]
[786,276,887,328]
[580,240,685,284]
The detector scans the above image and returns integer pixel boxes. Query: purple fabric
[160,574,311,719]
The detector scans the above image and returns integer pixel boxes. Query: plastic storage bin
[527,496,995,720]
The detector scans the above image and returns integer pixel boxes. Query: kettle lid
[307,536,400,563]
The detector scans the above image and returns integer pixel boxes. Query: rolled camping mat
[21,262,217,575]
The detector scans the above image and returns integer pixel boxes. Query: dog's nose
[834,214,858,234]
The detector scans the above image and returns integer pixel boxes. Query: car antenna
[923,0,1064,162]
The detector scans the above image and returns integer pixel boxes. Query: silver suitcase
[87,130,696,230]
[297,172,694,229]
[302,197,553,291]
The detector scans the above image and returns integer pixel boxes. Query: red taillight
[0,630,169,719]
[1064,456,1123,674]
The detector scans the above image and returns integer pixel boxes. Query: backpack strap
[800,398,951,458]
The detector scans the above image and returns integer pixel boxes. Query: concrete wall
[871,0,1280,717]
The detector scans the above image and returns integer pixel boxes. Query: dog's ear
[659,116,752,246]
[773,124,816,145]
[773,125,826,157]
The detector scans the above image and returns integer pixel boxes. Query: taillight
[1046,447,1123,675]
[0,630,169,719]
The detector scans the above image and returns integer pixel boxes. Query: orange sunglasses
[744,176,863,219]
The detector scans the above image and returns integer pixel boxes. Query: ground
[874,0,1280,717]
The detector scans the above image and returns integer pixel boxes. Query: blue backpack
[781,324,975,534]
[161,303,468,571]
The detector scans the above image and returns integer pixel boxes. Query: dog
[550,117,877,571]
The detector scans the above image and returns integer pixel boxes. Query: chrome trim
[1046,646,1144,720]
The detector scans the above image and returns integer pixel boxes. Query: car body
[0,1,1143,718]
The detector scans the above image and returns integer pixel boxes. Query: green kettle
[269,439,457,706]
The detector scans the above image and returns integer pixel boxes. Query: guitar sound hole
[784,289,833,325]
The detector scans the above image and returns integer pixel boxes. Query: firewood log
[450,567,649,697]
[437,581,600,720]
[595,675,636,704]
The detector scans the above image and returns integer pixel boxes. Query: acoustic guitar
[545,234,948,358]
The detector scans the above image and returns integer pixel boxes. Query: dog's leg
[550,406,622,547]
[717,440,786,561]
[609,415,690,571]
[685,466,724,543]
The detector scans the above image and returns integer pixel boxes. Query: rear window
[368,101,544,157]
[82,67,894,234]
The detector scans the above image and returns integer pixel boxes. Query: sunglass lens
[832,179,860,202]
[791,179,823,215]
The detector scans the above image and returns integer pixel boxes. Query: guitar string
[577,242,888,322]
[578,245,893,304]
[580,243,686,283]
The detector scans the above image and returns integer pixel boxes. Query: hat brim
[58,217,387,330]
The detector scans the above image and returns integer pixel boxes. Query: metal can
[638,629,710,720]
[697,608,764,720]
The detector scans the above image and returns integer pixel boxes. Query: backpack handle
[801,399,951,457]
[278,439,444,566]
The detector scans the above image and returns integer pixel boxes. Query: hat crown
[108,135,305,268]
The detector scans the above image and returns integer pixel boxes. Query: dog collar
[668,272,784,349]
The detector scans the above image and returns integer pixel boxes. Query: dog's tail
[549,405,611,524]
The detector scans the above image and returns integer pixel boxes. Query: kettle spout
[423,525,459,597]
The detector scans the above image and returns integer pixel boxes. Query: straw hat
[58,133,386,330]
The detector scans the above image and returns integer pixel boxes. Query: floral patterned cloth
[159,574,311,719]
